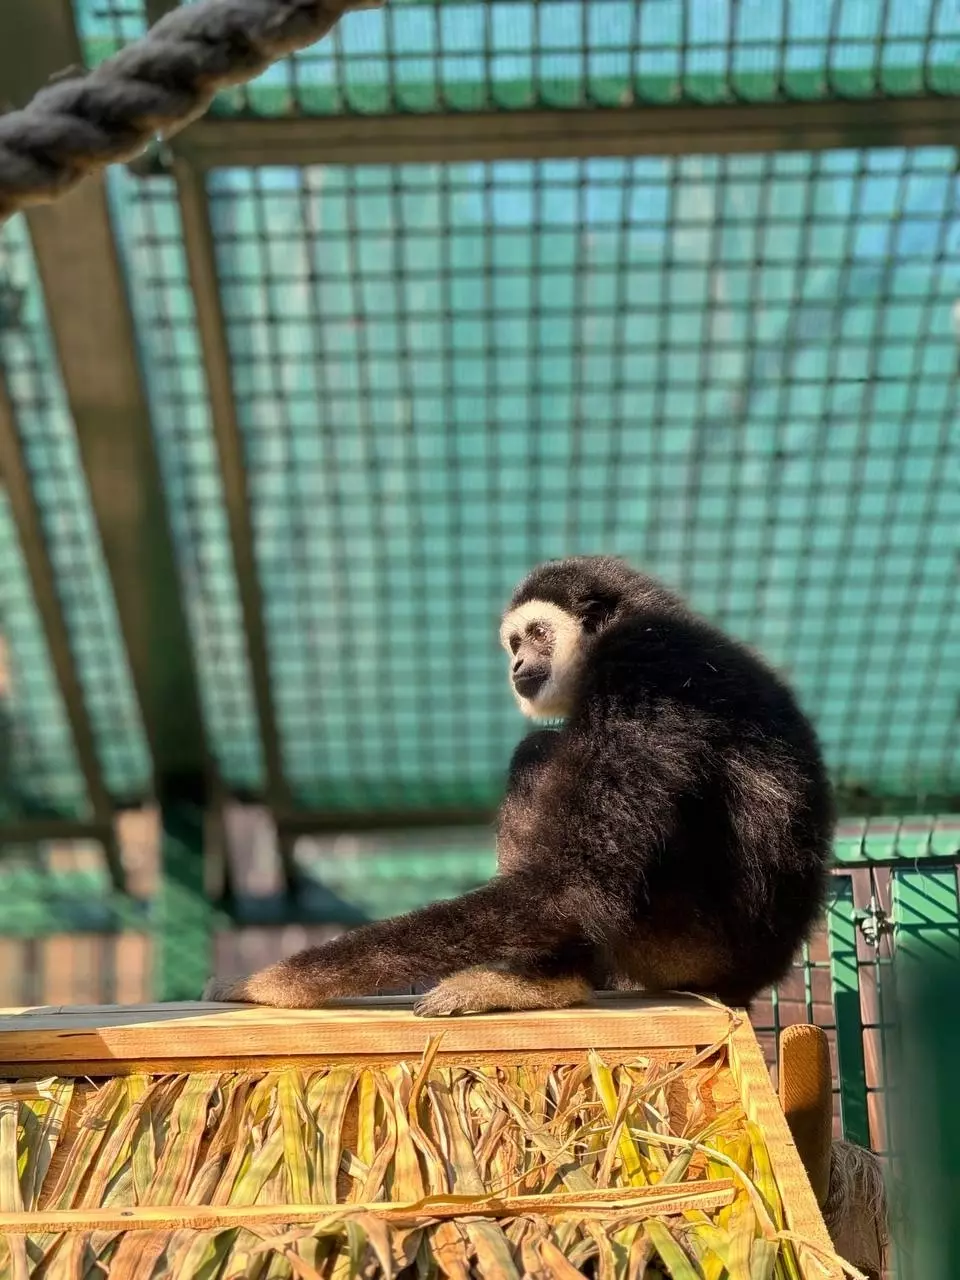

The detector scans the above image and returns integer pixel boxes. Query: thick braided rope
[0,0,372,222]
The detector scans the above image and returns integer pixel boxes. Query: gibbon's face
[499,600,585,720]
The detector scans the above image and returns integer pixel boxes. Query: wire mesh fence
[3,148,956,816]
[76,1,960,116]
[166,151,960,810]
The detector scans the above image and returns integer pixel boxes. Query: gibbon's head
[499,556,671,719]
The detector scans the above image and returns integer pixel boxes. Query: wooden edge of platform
[0,995,735,1068]
[728,1019,844,1279]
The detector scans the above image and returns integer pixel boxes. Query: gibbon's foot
[202,976,252,1003]
[201,960,338,1008]
[413,968,591,1018]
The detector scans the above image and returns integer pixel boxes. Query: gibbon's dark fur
[204,556,834,1014]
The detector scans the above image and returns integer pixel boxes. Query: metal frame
[174,95,960,170]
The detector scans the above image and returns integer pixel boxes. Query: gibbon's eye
[530,623,548,644]
[508,634,521,655]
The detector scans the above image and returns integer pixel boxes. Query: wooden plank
[27,178,210,795]
[0,1181,736,1234]
[0,996,732,1066]
[728,1019,842,1278]
[175,95,960,169]
[173,162,291,870]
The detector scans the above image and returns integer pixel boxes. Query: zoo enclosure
[0,0,957,1166]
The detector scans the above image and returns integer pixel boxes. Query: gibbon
[204,556,833,1016]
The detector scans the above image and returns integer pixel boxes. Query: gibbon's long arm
[204,872,599,1008]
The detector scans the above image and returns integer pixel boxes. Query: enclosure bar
[175,95,960,170]
[826,876,871,1148]
[278,804,960,838]
[833,815,960,866]
[174,161,292,880]
[0,371,124,890]
[276,804,495,835]
[0,818,115,846]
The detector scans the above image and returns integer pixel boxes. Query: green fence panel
[892,866,960,969]
[827,874,870,1147]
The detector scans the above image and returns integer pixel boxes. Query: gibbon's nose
[513,660,548,699]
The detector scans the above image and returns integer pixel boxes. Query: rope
[0,0,375,222]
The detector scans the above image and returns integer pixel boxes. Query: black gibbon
[204,556,833,1015]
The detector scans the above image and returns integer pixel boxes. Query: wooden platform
[0,995,844,1278]
[0,993,728,1073]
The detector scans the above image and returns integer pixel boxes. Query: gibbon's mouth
[513,671,548,699]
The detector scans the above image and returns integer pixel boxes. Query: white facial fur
[499,599,584,719]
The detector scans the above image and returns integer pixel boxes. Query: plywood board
[0,995,732,1069]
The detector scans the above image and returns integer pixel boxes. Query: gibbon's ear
[580,594,619,634]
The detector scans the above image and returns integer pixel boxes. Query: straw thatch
[0,1038,832,1279]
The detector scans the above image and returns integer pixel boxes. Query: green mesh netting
[76,0,960,116]
[0,221,150,807]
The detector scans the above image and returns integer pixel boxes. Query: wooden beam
[0,372,123,887]
[276,805,495,836]
[0,995,734,1067]
[0,818,114,846]
[0,0,211,798]
[174,95,960,170]
[778,1023,834,1208]
[728,1019,842,1278]
[174,161,290,847]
